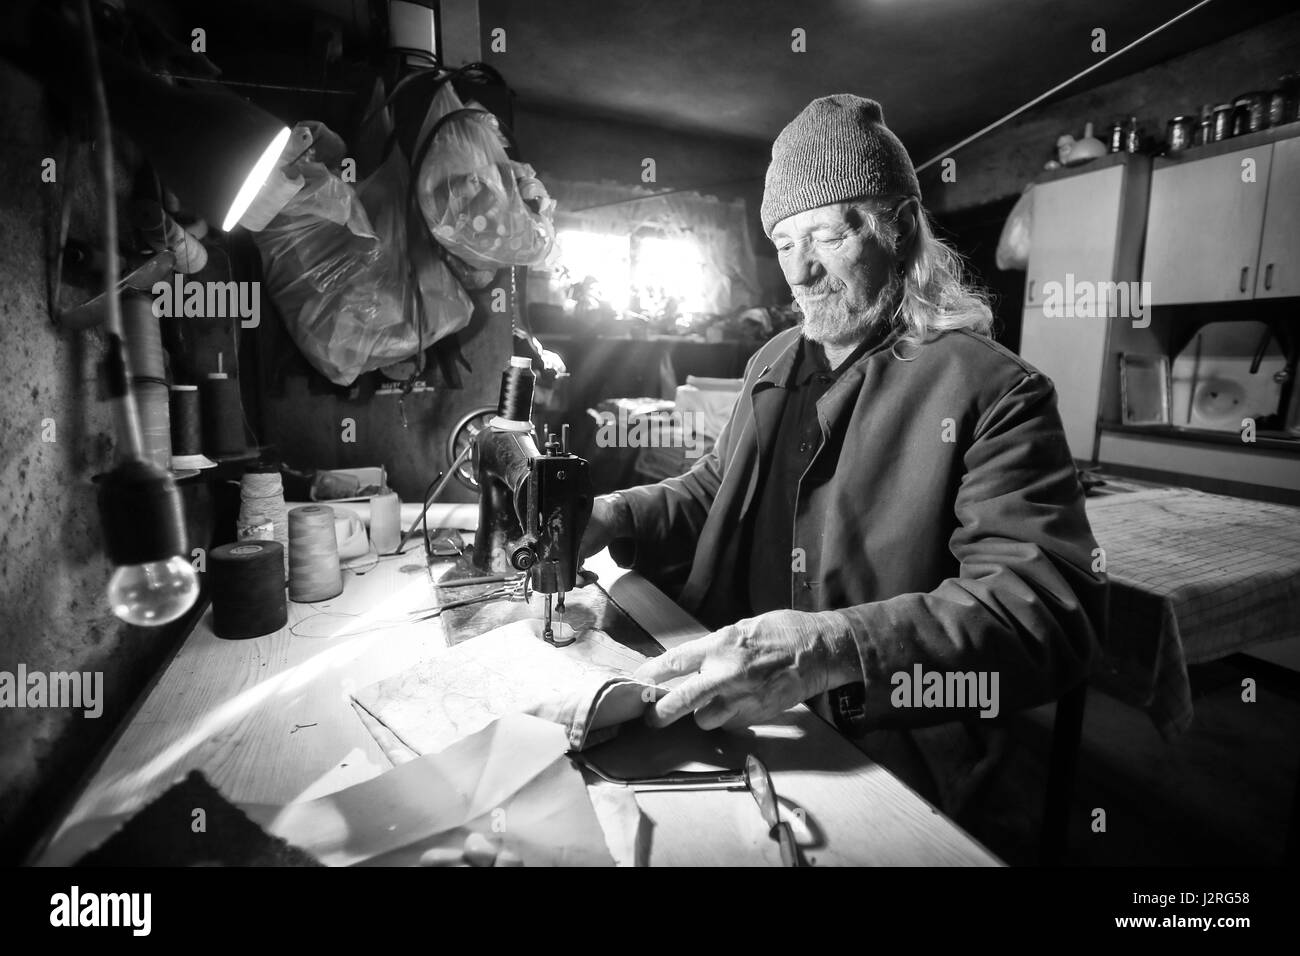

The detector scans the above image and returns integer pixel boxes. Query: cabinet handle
[1240,267,1249,293]
[1264,263,1274,291]
[1028,279,1035,302]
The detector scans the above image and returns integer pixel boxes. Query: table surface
[33,548,1000,867]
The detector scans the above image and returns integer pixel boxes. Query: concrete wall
[0,65,191,862]
[920,11,1300,213]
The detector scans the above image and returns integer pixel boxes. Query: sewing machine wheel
[447,406,498,491]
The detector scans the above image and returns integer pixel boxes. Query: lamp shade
[102,55,290,232]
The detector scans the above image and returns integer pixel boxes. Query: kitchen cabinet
[1024,165,1126,307]
[1020,305,1110,458]
[1019,155,1148,462]
[1142,143,1279,305]
[1255,135,1300,299]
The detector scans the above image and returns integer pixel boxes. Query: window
[555,228,708,319]
[632,234,707,314]
[555,230,631,310]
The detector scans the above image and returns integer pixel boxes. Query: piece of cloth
[761,95,922,236]
[609,325,1107,729]
[1084,487,1300,739]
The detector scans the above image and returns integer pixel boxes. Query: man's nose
[781,246,823,288]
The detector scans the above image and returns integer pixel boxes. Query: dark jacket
[612,325,1106,727]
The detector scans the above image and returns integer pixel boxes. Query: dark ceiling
[168,0,1297,161]
[472,0,1296,159]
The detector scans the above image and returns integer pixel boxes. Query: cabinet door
[1025,166,1124,308]
[1142,146,1272,305]
[1255,136,1300,298]
[1019,305,1108,461]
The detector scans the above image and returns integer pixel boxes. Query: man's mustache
[797,280,842,297]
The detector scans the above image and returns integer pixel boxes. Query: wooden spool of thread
[123,294,167,382]
[169,385,216,470]
[201,354,247,459]
[239,466,290,575]
[288,504,343,603]
[134,381,172,471]
[209,541,287,639]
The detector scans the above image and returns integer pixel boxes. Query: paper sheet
[254,713,613,866]
[353,619,665,754]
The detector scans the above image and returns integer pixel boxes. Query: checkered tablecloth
[1085,487,1300,739]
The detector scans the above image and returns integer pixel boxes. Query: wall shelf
[1101,421,1300,453]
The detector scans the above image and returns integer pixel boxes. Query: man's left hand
[631,609,859,730]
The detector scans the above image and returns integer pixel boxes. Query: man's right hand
[580,493,634,560]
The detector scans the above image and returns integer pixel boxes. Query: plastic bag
[415,84,556,271]
[995,185,1033,271]
[253,122,472,386]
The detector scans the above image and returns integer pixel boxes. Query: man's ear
[894,197,920,252]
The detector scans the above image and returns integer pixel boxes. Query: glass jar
[1231,91,1268,135]
[1211,103,1234,141]
[1123,115,1142,153]
[1107,119,1125,153]
[1166,115,1196,153]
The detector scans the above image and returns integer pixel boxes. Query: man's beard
[798,268,904,347]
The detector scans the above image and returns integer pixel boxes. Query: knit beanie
[761,94,921,236]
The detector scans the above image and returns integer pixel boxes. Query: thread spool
[288,504,343,602]
[169,385,217,470]
[239,466,290,575]
[369,491,401,553]
[201,354,248,459]
[496,356,535,422]
[134,381,172,471]
[123,294,167,382]
[209,541,287,640]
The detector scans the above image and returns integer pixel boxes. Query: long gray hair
[852,197,994,358]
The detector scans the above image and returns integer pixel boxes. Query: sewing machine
[471,358,593,645]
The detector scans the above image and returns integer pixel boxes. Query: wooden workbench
[32,548,1000,867]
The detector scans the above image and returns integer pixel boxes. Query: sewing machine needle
[543,593,553,642]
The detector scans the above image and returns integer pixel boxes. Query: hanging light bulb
[107,556,200,626]
[98,459,199,627]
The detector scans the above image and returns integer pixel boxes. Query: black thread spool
[208,541,287,640]
[169,384,217,470]
[170,385,203,456]
[201,362,248,459]
[497,356,535,422]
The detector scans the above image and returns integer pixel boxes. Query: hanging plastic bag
[995,185,1033,271]
[253,122,473,386]
[414,83,556,271]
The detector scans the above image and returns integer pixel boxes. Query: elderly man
[581,95,1106,748]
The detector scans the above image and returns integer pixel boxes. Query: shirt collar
[760,319,897,389]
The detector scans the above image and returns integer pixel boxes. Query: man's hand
[579,493,634,561]
[631,609,861,730]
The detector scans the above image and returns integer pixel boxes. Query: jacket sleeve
[606,392,743,589]
[835,370,1107,726]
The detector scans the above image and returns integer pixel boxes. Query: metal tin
[1195,119,1212,146]
[1211,103,1234,141]
[1166,115,1196,153]
[1231,91,1268,135]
